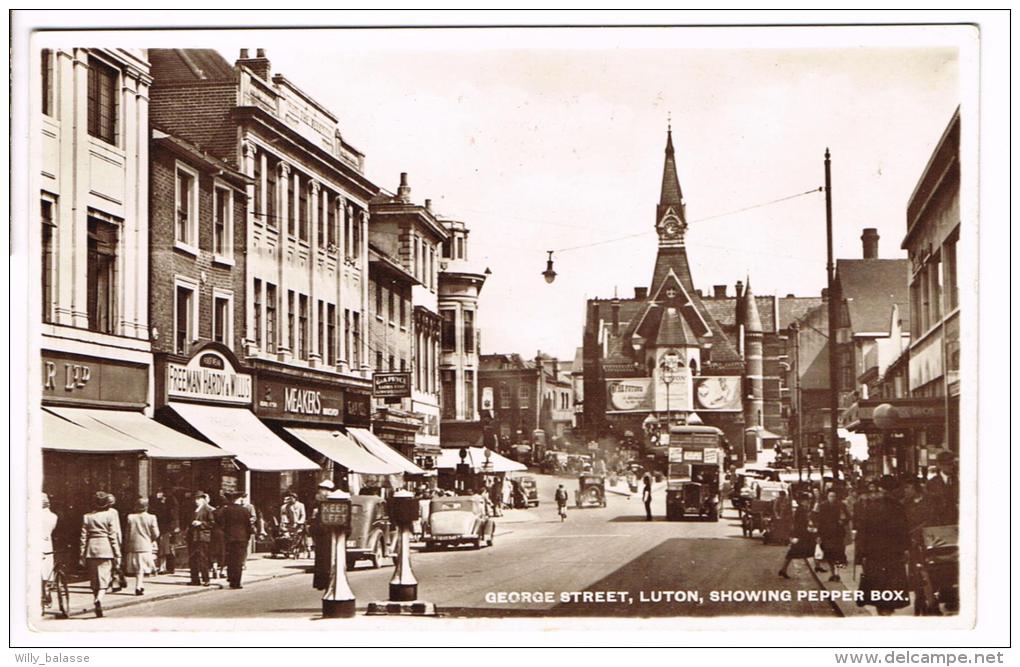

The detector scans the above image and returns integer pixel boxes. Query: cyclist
[554,484,569,521]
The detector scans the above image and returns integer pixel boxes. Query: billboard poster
[606,378,654,412]
[693,376,743,411]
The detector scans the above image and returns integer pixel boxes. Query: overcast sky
[193,28,959,360]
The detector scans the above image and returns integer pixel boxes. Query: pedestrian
[903,479,927,535]
[770,490,793,544]
[856,475,910,616]
[219,492,255,589]
[79,491,121,617]
[924,450,958,526]
[41,494,58,603]
[210,491,227,579]
[309,480,335,591]
[149,489,179,574]
[642,474,653,521]
[815,489,850,581]
[106,493,127,591]
[186,491,215,586]
[778,492,817,579]
[124,497,160,596]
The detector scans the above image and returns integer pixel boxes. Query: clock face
[661,218,682,239]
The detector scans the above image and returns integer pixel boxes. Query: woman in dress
[778,492,817,578]
[815,489,850,581]
[856,475,911,615]
[125,497,160,596]
[79,491,121,617]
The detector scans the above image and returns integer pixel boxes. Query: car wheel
[372,539,385,569]
[473,538,482,550]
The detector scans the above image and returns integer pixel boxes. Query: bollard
[388,490,419,601]
[320,489,356,618]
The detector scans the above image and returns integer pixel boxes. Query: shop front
[155,344,320,519]
[844,398,947,479]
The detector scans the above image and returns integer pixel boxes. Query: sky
[188,28,959,361]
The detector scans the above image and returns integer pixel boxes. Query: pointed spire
[659,124,684,210]
[743,276,763,333]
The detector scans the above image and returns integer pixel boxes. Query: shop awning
[48,407,230,460]
[167,402,319,472]
[42,409,146,454]
[348,427,426,475]
[435,447,527,473]
[284,427,402,475]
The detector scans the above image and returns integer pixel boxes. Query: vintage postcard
[10,12,1006,654]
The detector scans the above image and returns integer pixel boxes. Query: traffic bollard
[388,490,418,601]
[320,489,356,618]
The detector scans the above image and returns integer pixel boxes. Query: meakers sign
[167,351,252,405]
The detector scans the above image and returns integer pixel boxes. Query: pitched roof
[836,259,911,333]
[778,296,825,330]
[148,48,236,84]
[655,306,699,346]
[702,296,777,334]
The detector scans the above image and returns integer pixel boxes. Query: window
[266,283,277,353]
[213,293,232,347]
[87,217,118,334]
[920,267,931,333]
[41,199,55,323]
[399,292,407,328]
[441,238,452,259]
[388,354,395,372]
[351,208,361,258]
[429,246,436,289]
[317,300,325,361]
[317,189,325,248]
[298,176,309,242]
[464,370,475,420]
[499,383,510,409]
[441,370,456,420]
[929,251,943,324]
[441,310,456,352]
[413,237,420,280]
[352,312,361,367]
[910,277,923,338]
[87,58,117,145]
[213,185,232,258]
[344,309,351,364]
[175,164,198,248]
[388,288,395,324]
[374,283,384,319]
[298,294,309,360]
[400,358,407,372]
[41,49,54,117]
[287,171,296,236]
[327,304,337,366]
[327,197,337,248]
[456,236,465,260]
[266,158,278,227]
[253,151,262,220]
[287,290,296,352]
[375,351,383,371]
[518,385,530,409]
[463,310,475,354]
[174,283,195,354]
[253,279,263,348]
[944,231,958,311]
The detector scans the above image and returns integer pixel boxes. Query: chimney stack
[397,172,411,202]
[237,48,271,81]
[735,280,744,300]
[424,198,432,213]
[821,287,829,299]
[634,286,648,300]
[611,297,621,334]
[713,285,727,298]
[861,227,879,259]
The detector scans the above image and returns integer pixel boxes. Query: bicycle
[42,553,71,619]
[557,503,567,522]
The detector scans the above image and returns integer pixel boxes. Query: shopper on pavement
[815,489,850,582]
[106,493,127,591]
[642,474,653,521]
[79,491,121,617]
[186,491,216,586]
[149,489,179,574]
[856,475,910,616]
[220,492,255,589]
[41,494,58,604]
[778,492,817,579]
[125,497,160,596]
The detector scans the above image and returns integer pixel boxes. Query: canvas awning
[284,427,402,475]
[348,427,426,475]
[435,447,527,473]
[42,409,146,454]
[48,406,230,460]
[167,402,318,472]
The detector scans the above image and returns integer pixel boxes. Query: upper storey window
[87,57,118,145]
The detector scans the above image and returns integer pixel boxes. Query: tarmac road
[74,473,836,623]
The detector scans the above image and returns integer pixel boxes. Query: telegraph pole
[825,148,841,482]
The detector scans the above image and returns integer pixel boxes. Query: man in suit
[219,491,255,589]
[186,491,216,586]
[925,450,958,526]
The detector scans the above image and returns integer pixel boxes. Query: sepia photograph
[8,9,1011,660]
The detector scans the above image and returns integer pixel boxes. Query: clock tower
[655,125,687,248]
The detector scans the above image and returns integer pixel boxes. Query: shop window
[87,217,118,334]
[213,293,232,347]
[253,279,262,348]
[41,49,54,117]
[441,310,456,352]
[41,198,55,323]
[87,57,117,145]
[265,283,277,353]
[463,310,475,353]
[174,283,195,354]
[175,163,199,249]
[213,185,232,259]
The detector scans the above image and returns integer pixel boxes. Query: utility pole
[825,148,841,482]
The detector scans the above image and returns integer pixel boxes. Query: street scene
[30,32,963,630]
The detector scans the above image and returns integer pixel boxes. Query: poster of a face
[693,376,742,411]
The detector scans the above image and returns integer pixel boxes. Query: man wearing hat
[79,491,121,617]
[309,479,335,590]
[219,491,255,589]
[925,450,958,526]
[186,491,216,586]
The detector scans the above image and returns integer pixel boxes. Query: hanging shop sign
[42,351,148,408]
[166,349,252,405]
[372,372,412,399]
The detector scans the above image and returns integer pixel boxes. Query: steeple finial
[667,110,672,133]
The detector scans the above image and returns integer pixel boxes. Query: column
[276,162,291,357]
[133,72,151,341]
[309,179,321,364]
[240,139,258,351]
[119,69,139,338]
[360,209,370,375]
[337,200,347,368]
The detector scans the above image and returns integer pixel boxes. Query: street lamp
[542,251,557,284]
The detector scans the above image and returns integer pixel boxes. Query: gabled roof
[148,48,236,84]
[835,259,910,333]
[778,296,825,330]
[655,307,698,347]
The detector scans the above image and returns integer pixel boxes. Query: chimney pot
[786,293,795,299]
[240,48,250,59]
[400,172,408,186]
[735,280,744,299]
[256,48,266,58]
[861,227,880,259]
[634,286,648,300]
[713,285,727,298]
[424,198,432,211]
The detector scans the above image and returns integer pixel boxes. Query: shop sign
[42,351,147,408]
[693,376,743,412]
[373,372,412,398]
[256,377,344,423]
[167,350,252,405]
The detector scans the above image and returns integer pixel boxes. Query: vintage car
[346,495,395,569]
[424,496,496,550]
[513,475,540,508]
[574,474,606,508]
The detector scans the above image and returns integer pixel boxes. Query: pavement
[806,541,912,617]
[38,473,840,627]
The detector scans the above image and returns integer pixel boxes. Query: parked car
[424,496,496,550]
[346,495,395,569]
[513,475,540,508]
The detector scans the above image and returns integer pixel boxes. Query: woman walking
[856,475,911,616]
[79,491,121,617]
[125,497,160,596]
[815,489,850,581]
[778,492,817,579]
